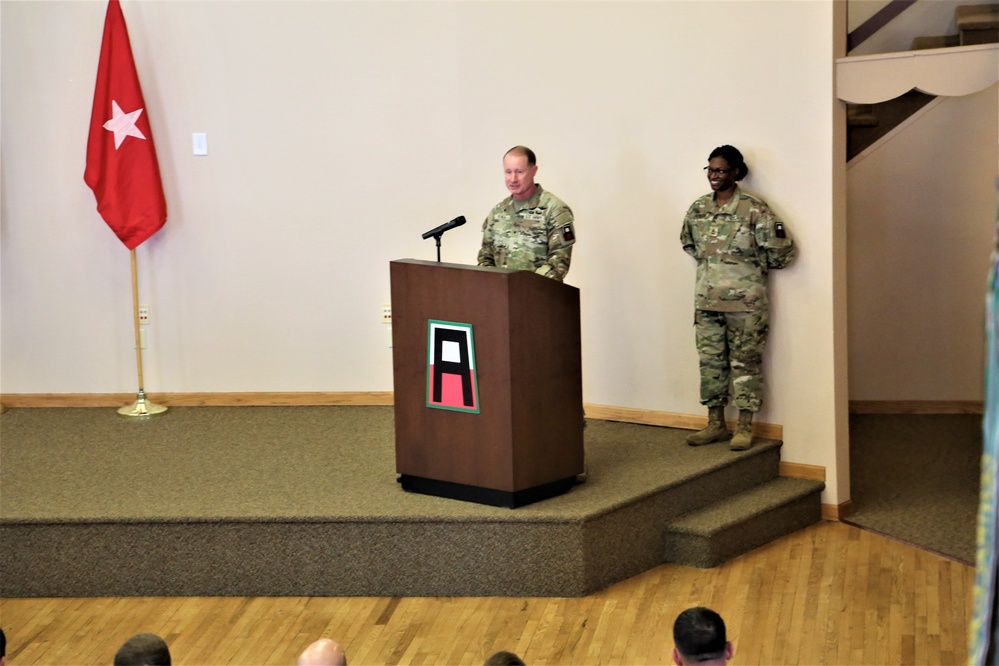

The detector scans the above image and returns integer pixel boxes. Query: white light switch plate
[192,133,208,156]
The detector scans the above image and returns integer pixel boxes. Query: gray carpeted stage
[0,406,815,598]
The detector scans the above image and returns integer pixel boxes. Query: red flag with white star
[84,0,166,250]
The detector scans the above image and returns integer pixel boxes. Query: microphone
[422,215,466,240]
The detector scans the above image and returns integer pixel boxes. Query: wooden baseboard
[583,403,703,429]
[583,403,783,440]
[823,499,853,521]
[849,400,984,414]
[0,392,395,408]
[779,461,825,482]
[11,394,978,418]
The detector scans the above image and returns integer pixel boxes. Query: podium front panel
[390,259,583,498]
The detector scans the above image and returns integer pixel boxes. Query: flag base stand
[117,390,168,418]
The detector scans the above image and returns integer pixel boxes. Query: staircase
[847,91,936,160]
[912,3,998,48]
[954,3,999,43]
[661,440,825,569]
[847,2,998,160]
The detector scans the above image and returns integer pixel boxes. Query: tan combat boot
[730,410,754,451]
[686,406,729,446]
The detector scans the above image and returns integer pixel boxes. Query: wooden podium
[390,259,584,508]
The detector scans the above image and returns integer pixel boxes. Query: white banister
[836,43,999,103]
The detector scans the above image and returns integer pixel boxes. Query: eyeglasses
[704,167,736,176]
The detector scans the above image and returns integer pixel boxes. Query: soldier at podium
[478,145,587,483]
[477,145,576,281]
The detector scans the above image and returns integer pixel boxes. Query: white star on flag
[103,100,146,149]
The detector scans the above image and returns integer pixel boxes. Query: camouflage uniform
[477,184,576,281]
[680,185,796,412]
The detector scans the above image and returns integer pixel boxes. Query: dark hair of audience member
[113,633,171,666]
[673,606,727,662]
[484,649,526,665]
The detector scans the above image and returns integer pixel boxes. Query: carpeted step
[846,103,877,127]
[957,3,999,45]
[662,476,824,569]
[911,34,961,50]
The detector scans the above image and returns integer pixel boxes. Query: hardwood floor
[0,521,975,665]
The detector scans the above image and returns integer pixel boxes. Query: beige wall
[847,85,998,402]
[1,1,843,499]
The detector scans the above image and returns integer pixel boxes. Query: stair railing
[848,0,918,51]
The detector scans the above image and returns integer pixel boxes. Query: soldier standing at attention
[477,145,576,280]
[680,145,796,451]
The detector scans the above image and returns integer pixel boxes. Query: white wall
[847,85,998,402]
[1,1,841,499]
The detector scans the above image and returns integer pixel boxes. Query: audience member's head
[672,606,732,665]
[113,633,171,666]
[298,638,347,666]
[484,650,525,665]
[1,626,7,666]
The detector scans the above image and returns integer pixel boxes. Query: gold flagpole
[118,248,167,417]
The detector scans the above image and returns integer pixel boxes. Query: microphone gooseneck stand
[421,215,466,263]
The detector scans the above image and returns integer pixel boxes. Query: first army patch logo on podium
[426,320,480,413]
